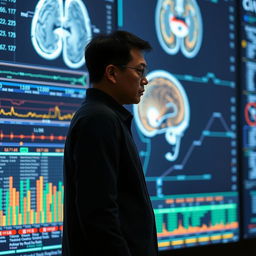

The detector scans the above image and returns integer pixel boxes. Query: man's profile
[62,30,159,256]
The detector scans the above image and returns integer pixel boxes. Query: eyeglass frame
[119,65,148,78]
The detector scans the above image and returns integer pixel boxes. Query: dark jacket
[62,88,159,256]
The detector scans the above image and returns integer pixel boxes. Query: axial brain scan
[31,0,92,69]
[134,70,190,161]
[155,0,203,58]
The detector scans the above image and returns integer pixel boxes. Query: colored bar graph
[155,204,238,237]
[0,176,64,226]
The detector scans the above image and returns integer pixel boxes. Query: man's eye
[137,68,144,75]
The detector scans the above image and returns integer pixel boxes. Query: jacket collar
[84,88,133,126]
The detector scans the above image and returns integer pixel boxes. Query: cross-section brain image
[155,0,203,58]
[134,70,190,161]
[31,0,92,69]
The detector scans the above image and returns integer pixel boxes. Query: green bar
[228,207,237,223]
[167,212,178,231]
[16,247,41,253]
[0,250,15,255]
[146,174,211,182]
[10,205,12,226]
[155,214,163,233]
[0,152,41,156]
[20,147,28,153]
[42,245,62,250]
[117,0,123,27]
[16,206,19,225]
[41,152,64,156]
[183,212,190,229]
[26,179,30,191]
[154,204,237,214]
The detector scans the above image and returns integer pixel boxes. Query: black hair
[85,30,152,83]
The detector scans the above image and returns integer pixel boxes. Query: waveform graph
[0,97,78,122]
[0,62,89,87]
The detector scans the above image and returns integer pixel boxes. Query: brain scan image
[155,0,203,58]
[133,70,190,161]
[31,0,92,69]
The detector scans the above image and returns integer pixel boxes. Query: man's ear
[105,64,117,84]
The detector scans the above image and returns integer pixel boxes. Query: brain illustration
[155,0,203,58]
[31,0,92,69]
[133,70,190,161]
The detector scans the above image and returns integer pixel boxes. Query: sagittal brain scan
[155,0,203,57]
[31,0,92,69]
[133,70,190,161]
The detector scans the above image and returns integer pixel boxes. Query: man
[62,30,159,256]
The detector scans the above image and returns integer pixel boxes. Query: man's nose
[141,77,148,85]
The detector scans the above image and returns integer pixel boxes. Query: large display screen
[240,0,256,239]
[120,0,240,250]
[0,0,116,255]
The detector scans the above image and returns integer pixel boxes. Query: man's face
[115,48,148,105]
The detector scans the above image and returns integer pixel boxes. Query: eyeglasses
[120,65,148,78]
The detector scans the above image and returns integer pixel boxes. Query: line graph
[0,131,66,142]
[160,112,236,178]
[0,62,88,87]
[172,72,235,88]
[0,98,79,122]
[0,106,74,121]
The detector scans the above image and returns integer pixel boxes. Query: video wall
[0,0,255,255]
[0,0,116,255]
[120,0,239,250]
[240,0,256,239]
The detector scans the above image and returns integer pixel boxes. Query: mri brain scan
[31,0,92,69]
[155,0,203,58]
[133,70,190,161]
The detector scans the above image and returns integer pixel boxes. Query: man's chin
[133,98,141,104]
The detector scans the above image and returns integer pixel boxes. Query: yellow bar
[198,236,210,242]
[12,188,16,225]
[172,240,184,246]
[223,233,233,239]
[3,216,6,226]
[185,238,197,244]
[12,188,16,207]
[49,183,52,204]
[42,211,44,223]
[211,235,221,241]
[18,213,22,225]
[158,241,170,247]
[40,176,43,212]
[0,211,2,226]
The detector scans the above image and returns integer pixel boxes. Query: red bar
[39,226,58,233]
[0,230,17,236]
[59,226,63,231]
[18,228,38,235]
